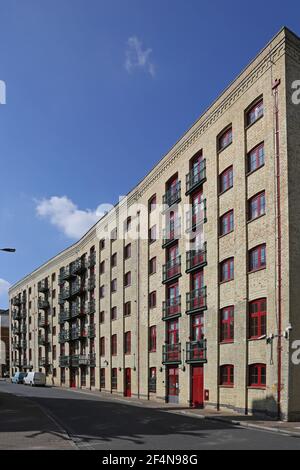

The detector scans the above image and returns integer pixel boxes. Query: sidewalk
[0,391,74,450]
[67,386,300,438]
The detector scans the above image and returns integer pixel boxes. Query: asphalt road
[1,380,300,450]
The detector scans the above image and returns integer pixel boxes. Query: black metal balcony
[12,341,21,350]
[186,200,207,232]
[186,159,206,195]
[88,353,96,367]
[38,357,48,367]
[12,310,21,321]
[38,314,48,328]
[88,325,96,338]
[12,326,20,335]
[162,181,181,209]
[38,297,50,310]
[21,294,27,305]
[70,327,88,341]
[162,296,181,321]
[162,219,181,249]
[59,330,70,343]
[186,243,207,273]
[88,299,96,314]
[71,302,86,319]
[162,343,182,364]
[88,252,96,268]
[38,335,47,346]
[59,355,71,367]
[60,287,70,301]
[21,340,27,350]
[20,324,27,335]
[20,309,27,320]
[88,276,96,291]
[186,340,207,363]
[162,256,181,284]
[59,266,74,283]
[70,281,86,297]
[13,297,21,307]
[71,258,87,275]
[58,308,71,323]
[38,279,49,293]
[186,287,207,314]
[71,354,89,367]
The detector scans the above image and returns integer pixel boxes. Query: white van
[23,372,46,387]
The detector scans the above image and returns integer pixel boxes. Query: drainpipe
[273,78,282,420]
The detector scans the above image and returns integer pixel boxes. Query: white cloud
[125,36,155,77]
[0,279,10,305]
[36,196,105,240]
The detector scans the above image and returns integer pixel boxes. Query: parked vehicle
[11,372,26,384]
[23,372,46,387]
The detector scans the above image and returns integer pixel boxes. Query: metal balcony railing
[88,252,96,268]
[59,330,70,343]
[162,296,181,321]
[162,343,182,364]
[88,325,96,338]
[58,308,71,323]
[186,287,207,313]
[38,279,49,293]
[71,258,87,275]
[12,310,21,321]
[38,335,47,346]
[186,159,206,195]
[162,256,181,283]
[38,357,48,367]
[59,355,71,367]
[88,276,96,291]
[186,339,207,363]
[162,219,181,248]
[162,181,181,208]
[186,200,207,232]
[70,327,88,341]
[88,299,96,314]
[38,315,48,328]
[13,297,21,307]
[186,243,207,273]
[38,297,50,310]
[12,326,20,335]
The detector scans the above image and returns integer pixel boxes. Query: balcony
[88,252,96,268]
[186,243,207,273]
[21,294,27,304]
[38,297,50,310]
[20,309,27,320]
[38,335,47,346]
[186,287,207,314]
[186,159,206,195]
[71,257,87,275]
[186,340,207,363]
[13,297,21,307]
[38,279,49,293]
[162,181,181,209]
[162,219,181,249]
[71,354,89,367]
[38,315,48,328]
[12,326,20,335]
[12,310,21,321]
[162,343,182,364]
[186,200,207,232]
[59,355,71,367]
[88,353,96,367]
[88,299,96,314]
[38,357,48,367]
[59,330,70,343]
[70,281,86,297]
[12,341,21,351]
[60,287,70,301]
[70,327,88,341]
[59,266,74,283]
[162,256,181,284]
[88,325,96,338]
[162,296,181,321]
[58,308,71,324]
[20,324,27,335]
[88,276,96,291]
[71,302,86,319]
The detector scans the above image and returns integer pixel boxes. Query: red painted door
[191,366,204,408]
[168,367,179,403]
[125,368,131,397]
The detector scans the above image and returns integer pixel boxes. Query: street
[1,381,300,450]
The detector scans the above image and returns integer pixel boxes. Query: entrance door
[167,367,179,404]
[70,369,76,388]
[191,366,204,408]
[124,368,131,397]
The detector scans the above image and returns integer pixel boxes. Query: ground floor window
[220,365,234,387]
[61,368,65,384]
[249,364,266,388]
[149,367,156,393]
[100,368,105,388]
[90,367,95,387]
[81,369,86,387]
[111,368,117,390]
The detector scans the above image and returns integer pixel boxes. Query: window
[100,368,105,388]
[124,272,131,287]
[220,365,234,387]
[149,257,157,275]
[219,166,233,193]
[246,99,264,126]
[149,367,157,393]
[220,306,234,343]
[111,228,117,241]
[218,127,232,151]
[100,337,105,356]
[111,253,117,267]
[249,364,266,388]
[100,311,105,323]
[111,334,117,356]
[124,301,131,317]
[220,210,234,236]
[100,285,105,298]
[100,261,105,274]
[124,243,131,259]
[149,195,157,212]
[111,279,117,292]
[220,258,234,282]
[124,331,131,354]
[248,142,265,173]
[111,306,117,321]
[149,291,157,309]
[248,191,265,221]
[100,239,105,250]
[249,299,267,339]
[149,225,157,244]
[149,326,157,352]
[90,368,95,387]
[125,217,131,232]
[249,244,266,272]
[111,368,118,390]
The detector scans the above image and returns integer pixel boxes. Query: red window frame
[220,365,234,387]
[249,363,266,388]
[219,166,233,193]
[149,257,157,275]
[246,99,264,126]
[100,337,105,356]
[124,271,131,287]
[111,306,117,321]
[149,326,157,352]
[249,298,267,339]
[220,306,234,343]
[249,244,266,272]
[220,258,234,283]
[124,301,131,317]
[220,210,234,236]
[124,243,131,259]
[218,127,233,151]
[248,191,265,221]
[124,331,131,355]
[111,334,117,356]
[149,291,157,309]
[149,195,157,212]
[248,142,265,173]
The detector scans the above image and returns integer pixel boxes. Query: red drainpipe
[273,78,282,419]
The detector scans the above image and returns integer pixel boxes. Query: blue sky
[0,0,299,307]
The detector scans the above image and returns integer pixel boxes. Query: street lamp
[0,248,16,253]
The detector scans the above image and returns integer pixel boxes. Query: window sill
[246,163,265,177]
[248,267,266,275]
[219,385,234,389]
[219,278,234,285]
[149,350,157,354]
[219,230,234,240]
[247,213,266,225]
[245,114,264,131]
[218,186,233,197]
[218,141,233,155]
[248,335,266,342]
[247,386,266,390]
[220,340,234,345]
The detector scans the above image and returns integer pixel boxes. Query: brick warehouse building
[9,27,300,420]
